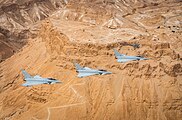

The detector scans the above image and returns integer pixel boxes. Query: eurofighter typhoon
[21,69,61,87]
[74,63,112,78]
[114,49,149,63]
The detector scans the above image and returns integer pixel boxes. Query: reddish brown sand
[0,0,181,120]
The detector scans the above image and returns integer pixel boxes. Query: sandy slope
[0,0,182,120]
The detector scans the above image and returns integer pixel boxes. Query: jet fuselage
[116,55,148,60]
[77,67,112,75]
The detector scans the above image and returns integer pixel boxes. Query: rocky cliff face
[0,0,67,62]
[0,0,181,120]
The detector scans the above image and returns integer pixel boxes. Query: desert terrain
[0,0,182,120]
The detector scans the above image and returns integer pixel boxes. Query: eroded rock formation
[0,0,181,120]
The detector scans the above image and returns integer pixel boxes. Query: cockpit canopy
[136,55,143,57]
[98,69,107,72]
[48,78,56,80]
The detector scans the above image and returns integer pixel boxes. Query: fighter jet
[113,49,149,63]
[74,62,112,78]
[21,69,61,87]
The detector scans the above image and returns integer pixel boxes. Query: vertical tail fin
[73,62,83,71]
[21,69,32,79]
[113,49,122,57]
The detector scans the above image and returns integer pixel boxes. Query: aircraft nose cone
[57,80,62,83]
[141,57,149,60]
[102,71,112,75]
